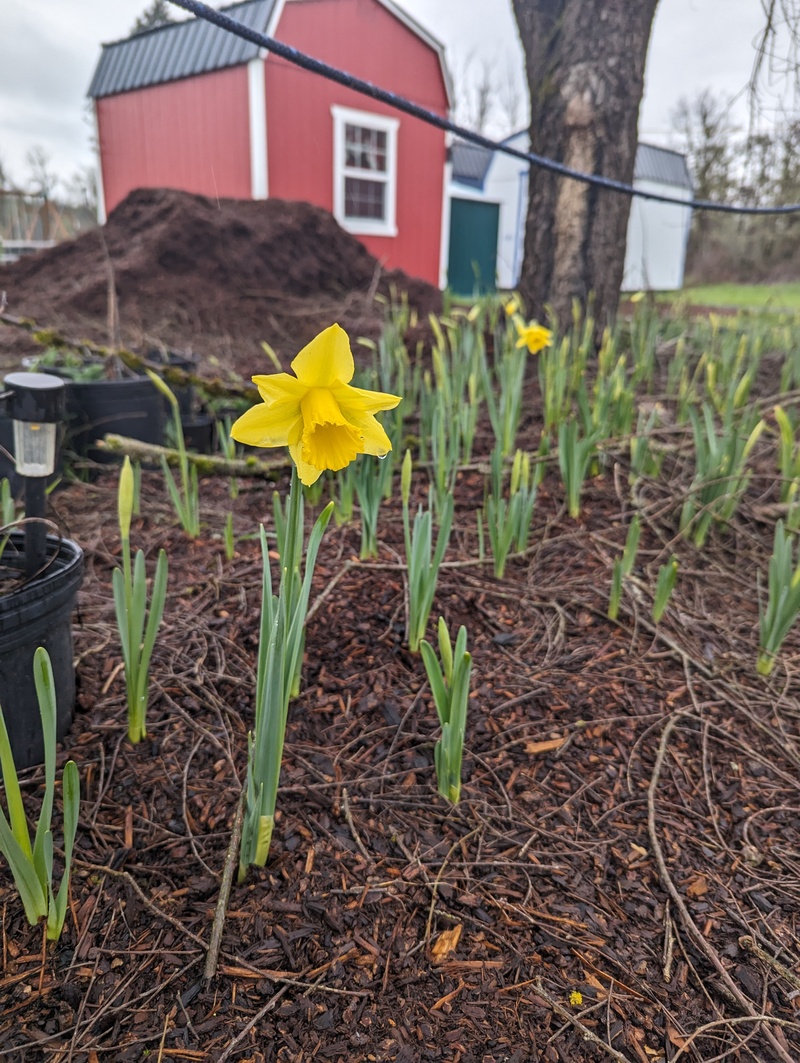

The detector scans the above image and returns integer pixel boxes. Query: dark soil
[0,188,441,377]
[1,388,800,1060]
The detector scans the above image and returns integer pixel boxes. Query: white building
[447,132,693,295]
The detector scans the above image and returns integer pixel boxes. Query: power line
[166,0,800,215]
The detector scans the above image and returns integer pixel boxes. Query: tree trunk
[511,0,659,332]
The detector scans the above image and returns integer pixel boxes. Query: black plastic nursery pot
[181,413,215,454]
[0,532,84,769]
[66,376,164,461]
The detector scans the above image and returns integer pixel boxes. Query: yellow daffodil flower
[504,295,520,316]
[630,290,646,303]
[515,319,553,355]
[231,323,401,486]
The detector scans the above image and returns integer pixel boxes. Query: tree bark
[511,0,659,333]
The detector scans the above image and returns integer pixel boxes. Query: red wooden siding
[265,0,448,284]
[97,66,252,215]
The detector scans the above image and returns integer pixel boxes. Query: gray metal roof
[634,143,693,190]
[450,141,493,189]
[88,0,276,99]
[451,134,692,193]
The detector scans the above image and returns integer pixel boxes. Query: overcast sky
[0,0,785,194]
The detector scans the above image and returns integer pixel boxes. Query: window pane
[344,123,387,173]
[344,177,386,220]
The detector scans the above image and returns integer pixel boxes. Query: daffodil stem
[240,474,334,877]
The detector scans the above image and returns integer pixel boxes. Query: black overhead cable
[165,0,800,216]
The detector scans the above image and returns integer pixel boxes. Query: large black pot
[0,532,84,768]
[66,376,164,461]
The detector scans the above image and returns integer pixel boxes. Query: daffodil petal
[230,402,302,448]
[289,441,324,486]
[291,323,354,388]
[346,411,393,456]
[252,373,307,406]
[333,383,402,417]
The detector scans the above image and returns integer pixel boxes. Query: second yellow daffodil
[514,318,553,355]
[231,323,401,485]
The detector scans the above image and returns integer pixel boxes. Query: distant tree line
[672,90,800,284]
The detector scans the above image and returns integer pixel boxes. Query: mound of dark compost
[0,187,441,375]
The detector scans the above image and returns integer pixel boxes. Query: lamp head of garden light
[4,372,65,479]
[1,372,65,578]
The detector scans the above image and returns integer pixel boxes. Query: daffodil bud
[401,449,413,509]
[437,617,453,687]
[432,345,445,387]
[510,450,523,495]
[706,361,716,393]
[428,313,445,349]
[145,368,178,411]
[521,452,531,490]
[118,456,134,542]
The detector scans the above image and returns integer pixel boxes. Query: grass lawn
[656,281,800,312]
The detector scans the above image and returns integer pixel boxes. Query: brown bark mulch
[1,409,800,1061]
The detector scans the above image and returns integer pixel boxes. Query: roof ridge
[98,0,266,51]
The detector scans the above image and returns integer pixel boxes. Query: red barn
[88,0,452,286]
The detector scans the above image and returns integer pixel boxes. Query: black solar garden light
[2,372,65,577]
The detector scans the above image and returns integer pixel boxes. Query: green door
[447,197,500,297]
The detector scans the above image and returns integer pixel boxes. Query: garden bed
[2,354,800,1060]
[1,207,800,1059]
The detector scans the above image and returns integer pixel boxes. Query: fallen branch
[98,433,286,478]
[77,859,207,951]
[739,935,800,996]
[204,788,245,981]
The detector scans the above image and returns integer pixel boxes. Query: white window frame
[332,105,399,237]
